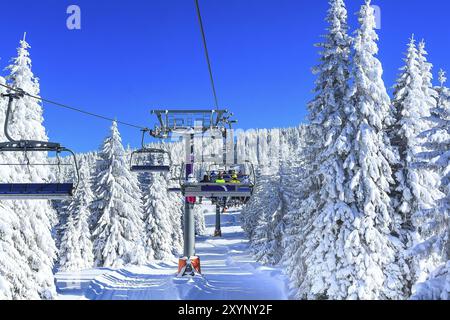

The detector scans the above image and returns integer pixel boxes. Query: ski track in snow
[55,208,289,300]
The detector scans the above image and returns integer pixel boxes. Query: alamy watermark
[66,5,81,30]
[64,4,381,31]
[372,5,381,30]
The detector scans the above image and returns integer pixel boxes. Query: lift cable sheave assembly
[0,88,80,200]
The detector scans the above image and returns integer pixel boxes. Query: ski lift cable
[195,0,219,109]
[0,83,147,130]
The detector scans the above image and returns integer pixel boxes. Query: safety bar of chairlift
[181,182,254,197]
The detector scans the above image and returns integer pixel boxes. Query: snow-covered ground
[55,208,290,300]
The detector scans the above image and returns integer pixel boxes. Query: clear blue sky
[1,0,449,152]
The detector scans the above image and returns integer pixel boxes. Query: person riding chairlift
[215,172,226,184]
[230,174,240,184]
[201,174,210,183]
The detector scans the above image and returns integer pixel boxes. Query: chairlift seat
[182,183,253,198]
[130,165,170,173]
[0,183,74,200]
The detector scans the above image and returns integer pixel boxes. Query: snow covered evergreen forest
[0,0,448,300]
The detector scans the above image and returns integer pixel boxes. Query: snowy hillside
[55,206,289,300]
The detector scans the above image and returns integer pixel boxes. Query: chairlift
[130,129,172,173]
[0,90,79,200]
[176,161,256,202]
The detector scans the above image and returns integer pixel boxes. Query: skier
[215,172,226,184]
[200,174,210,183]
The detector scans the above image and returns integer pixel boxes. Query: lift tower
[147,109,234,276]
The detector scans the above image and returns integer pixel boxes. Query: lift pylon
[146,109,235,277]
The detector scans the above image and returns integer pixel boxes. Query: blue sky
[1,0,449,152]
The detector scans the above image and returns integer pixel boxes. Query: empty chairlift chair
[0,90,79,200]
[129,128,172,173]
[0,141,79,200]
[130,148,172,173]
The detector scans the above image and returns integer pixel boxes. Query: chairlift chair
[130,148,172,173]
[130,129,172,173]
[176,161,256,202]
[0,90,80,200]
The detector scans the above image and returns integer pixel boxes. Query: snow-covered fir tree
[283,0,349,299]
[390,36,425,226]
[281,0,353,295]
[58,157,94,271]
[0,36,57,299]
[291,0,407,300]
[53,153,91,251]
[241,173,283,264]
[164,147,184,256]
[92,122,146,268]
[409,69,450,299]
[143,172,174,261]
[389,37,444,289]
[251,186,285,266]
[0,187,36,299]
[194,204,207,236]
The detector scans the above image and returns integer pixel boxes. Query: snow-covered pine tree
[0,77,14,300]
[164,176,184,256]
[390,37,424,225]
[1,36,57,299]
[389,37,443,290]
[410,261,449,300]
[92,122,146,268]
[279,126,311,281]
[295,0,406,300]
[409,69,450,298]
[417,40,438,117]
[281,0,354,299]
[250,184,285,266]
[432,70,450,214]
[168,195,184,256]
[58,157,94,271]
[241,172,282,264]
[54,153,91,252]
[143,172,174,261]
[194,204,207,236]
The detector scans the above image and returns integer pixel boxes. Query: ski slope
[55,207,290,300]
